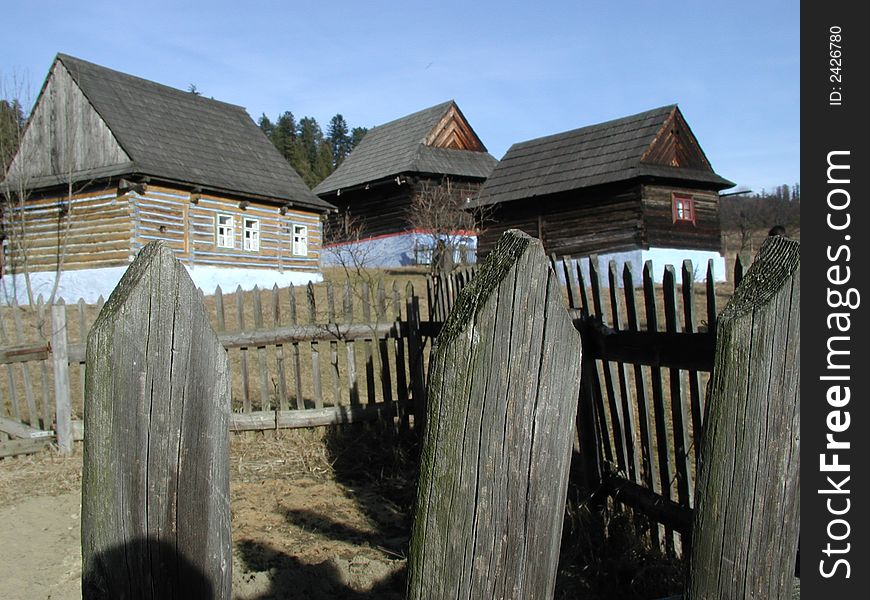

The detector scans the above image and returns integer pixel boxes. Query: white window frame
[243,217,260,251]
[292,224,308,256]
[216,214,235,248]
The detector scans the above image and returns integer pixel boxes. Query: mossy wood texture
[687,236,800,599]
[407,229,583,600]
[82,241,232,599]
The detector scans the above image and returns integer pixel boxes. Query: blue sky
[2,1,799,193]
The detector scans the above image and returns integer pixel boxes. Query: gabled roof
[10,54,332,211]
[471,105,733,207]
[313,100,497,196]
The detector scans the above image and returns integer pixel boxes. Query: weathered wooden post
[407,229,583,600]
[81,241,232,599]
[50,304,73,455]
[687,236,800,599]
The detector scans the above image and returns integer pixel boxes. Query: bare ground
[0,427,414,600]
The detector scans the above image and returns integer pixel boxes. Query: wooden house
[1,54,334,303]
[471,105,734,281]
[313,101,497,267]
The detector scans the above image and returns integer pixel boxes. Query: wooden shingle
[472,105,733,208]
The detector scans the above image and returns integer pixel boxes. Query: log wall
[324,177,484,241]
[4,182,323,274]
[642,184,721,252]
[4,186,132,272]
[478,181,723,258]
[478,183,644,257]
[130,184,322,272]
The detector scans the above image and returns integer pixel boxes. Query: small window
[216,214,234,248]
[292,224,308,256]
[243,218,260,251]
[672,193,696,224]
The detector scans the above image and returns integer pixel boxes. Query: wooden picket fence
[0,278,427,456]
[410,233,799,599]
[427,253,752,556]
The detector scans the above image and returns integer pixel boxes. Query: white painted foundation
[571,248,727,287]
[1,265,323,305]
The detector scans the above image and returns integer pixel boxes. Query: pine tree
[327,114,352,167]
[257,113,274,139]
[297,117,323,168]
[1,99,26,172]
[351,126,368,149]
[312,140,335,186]
[271,111,298,160]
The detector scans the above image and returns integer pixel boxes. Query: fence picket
[307,283,323,409]
[9,299,38,428]
[76,298,89,404]
[643,261,675,553]
[361,282,376,404]
[288,284,305,410]
[37,298,53,429]
[392,282,409,429]
[326,281,341,405]
[50,305,72,455]
[663,266,693,516]
[688,237,800,598]
[235,286,252,412]
[608,261,640,484]
[405,282,426,428]
[622,262,660,552]
[344,280,359,406]
[252,287,271,411]
[82,242,230,596]
[706,259,718,332]
[272,285,289,411]
[734,253,747,288]
[589,256,627,473]
[407,230,582,599]
[682,260,705,469]
[376,281,394,412]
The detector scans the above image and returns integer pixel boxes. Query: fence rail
[0,277,427,456]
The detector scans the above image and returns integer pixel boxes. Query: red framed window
[672,193,696,224]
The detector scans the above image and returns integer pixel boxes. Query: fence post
[50,304,72,455]
[405,283,427,430]
[407,229,583,600]
[687,236,800,599]
[81,241,232,599]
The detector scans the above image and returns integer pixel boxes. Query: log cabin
[471,105,735,282]
[313,101,497,267]
[0,54,334,303]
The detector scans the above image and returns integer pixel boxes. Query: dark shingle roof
[472,105,733,207]
[56,54,332,211]
[313,101,497,195]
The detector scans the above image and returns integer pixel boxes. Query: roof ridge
[57,53,249,112]
[369,99,454,134]
[513,104,677,149]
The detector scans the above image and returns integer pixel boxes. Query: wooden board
[81,241,231,598]
[407,229,583,599]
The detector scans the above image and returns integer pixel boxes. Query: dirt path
[0,492,82,600]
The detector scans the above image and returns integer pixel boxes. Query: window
[243,218,260,251]
[216,214,234,248]
[292,224,308,256]
[672,193,696,224]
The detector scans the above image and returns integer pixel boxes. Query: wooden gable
[424,103,487,152]
[6,59,129,182]
[640,107,712,171]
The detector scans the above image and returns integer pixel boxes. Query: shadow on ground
[236,423,419,599]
